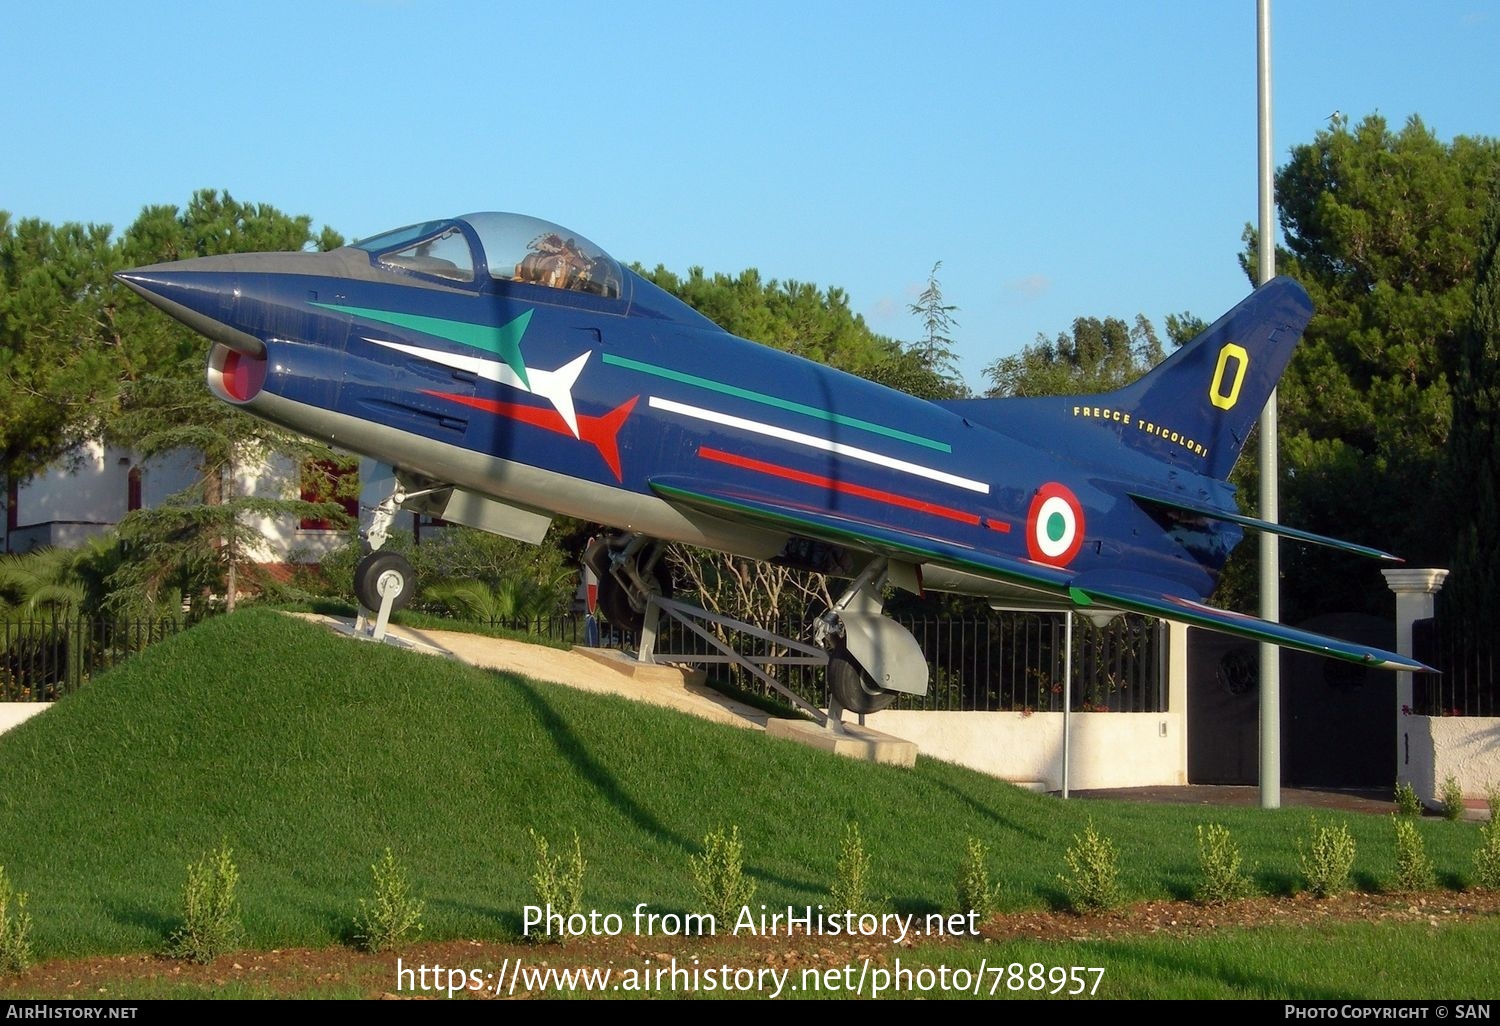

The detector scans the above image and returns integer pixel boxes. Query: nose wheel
[354,550,416,614]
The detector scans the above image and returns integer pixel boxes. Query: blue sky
[5,1,1497,389]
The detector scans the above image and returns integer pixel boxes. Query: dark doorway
[1187,614,1394,787]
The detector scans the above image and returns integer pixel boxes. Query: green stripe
[314,303,533,388]
[602,353,950,453]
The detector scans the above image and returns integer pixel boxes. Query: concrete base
[572,646,707,688]
[765,717,918,768]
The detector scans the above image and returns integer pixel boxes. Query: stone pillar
[1382,568,1448,788]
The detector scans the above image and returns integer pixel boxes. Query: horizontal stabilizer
[1128,491,1400,562]
[1070,581,1432,673]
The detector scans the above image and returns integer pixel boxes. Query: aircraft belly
[246,390,787,558]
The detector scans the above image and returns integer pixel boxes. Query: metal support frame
[636,594,835,727]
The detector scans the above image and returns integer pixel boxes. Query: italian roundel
[1026,482,1086,567]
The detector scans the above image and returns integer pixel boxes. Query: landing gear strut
[351,472,449,641]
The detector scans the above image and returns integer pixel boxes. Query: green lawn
[0,608,1493,996]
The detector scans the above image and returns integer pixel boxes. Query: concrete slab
[289,613,770,731]
[572,646,706,687]
[765,717,918,768]
[0,703,50,736]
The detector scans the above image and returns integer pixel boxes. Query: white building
[1,439,352,564]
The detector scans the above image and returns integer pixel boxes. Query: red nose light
[220,348,267,401]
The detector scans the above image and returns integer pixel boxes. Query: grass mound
[0,609,1484,958]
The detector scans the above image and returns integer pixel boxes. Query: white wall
[866,708,1186,789]
[1400,716,1500,805]
[865,620,1191,790]
[5,440,129,552]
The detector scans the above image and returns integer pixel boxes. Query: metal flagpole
[1256,0,1282,809]
[1062,610,1073,799]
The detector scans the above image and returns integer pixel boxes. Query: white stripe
[649,396,989,494]
[365,336,586,439]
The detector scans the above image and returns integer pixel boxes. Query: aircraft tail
[1101,275,1313,480]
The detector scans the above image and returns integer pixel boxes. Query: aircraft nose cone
[114,256,265,357]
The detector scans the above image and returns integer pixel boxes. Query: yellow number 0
[1209,343,1249,410]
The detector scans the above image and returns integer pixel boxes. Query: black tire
[354,551,416,613]
[827,645,898,714]
[598,554,672,637]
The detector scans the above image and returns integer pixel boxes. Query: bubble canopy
[352,212,623,299]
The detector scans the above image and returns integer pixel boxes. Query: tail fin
[1104,275,1312,479]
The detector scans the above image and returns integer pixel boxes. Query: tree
[907,261,965,394]
[1443,177,1500,662]
[0,214,122,480]
[639,264,910,378]
[983,313,1165,398]
[1246,113,1500,615]
[101,192,349,613]
[105,354,353,614]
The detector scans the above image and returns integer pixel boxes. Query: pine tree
[1444,176,1500,682]
[907,261,964,393]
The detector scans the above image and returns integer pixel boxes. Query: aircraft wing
[1068,580,1432,673]
[650,476,1433,674]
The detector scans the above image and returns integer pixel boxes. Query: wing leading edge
[650,476,1433,674]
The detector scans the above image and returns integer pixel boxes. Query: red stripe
[698,447,982,526]
[985,518,1012,533]
[421,390,637,483]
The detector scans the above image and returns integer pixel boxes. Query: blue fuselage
[118,245,1238,607]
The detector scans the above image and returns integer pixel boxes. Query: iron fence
[3,605,1166,716]
[1,615,196,702]
[652,610,1167,714]
[1412,594,1496,717]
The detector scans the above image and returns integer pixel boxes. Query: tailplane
[1102,275,1312,479]
[937,276,1314,481]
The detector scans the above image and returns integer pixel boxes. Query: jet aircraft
[116,211,1427,714]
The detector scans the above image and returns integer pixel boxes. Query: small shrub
[1195,823,1254,905]
[955,837,999,921]
[1441,775,1465,821]
[528,829,587,944]
[1391,815,1436,893]
[167,843,242,964]
[1474,823,1500,892]
[689,826,756,930]
[1060,819,1122,913]
[1487,784,1500,824]
[1394,780,1423,817]
[0,865,35,975]
[830,822,878,917]
[353,848,425,953]
[1297,819,1357,898]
